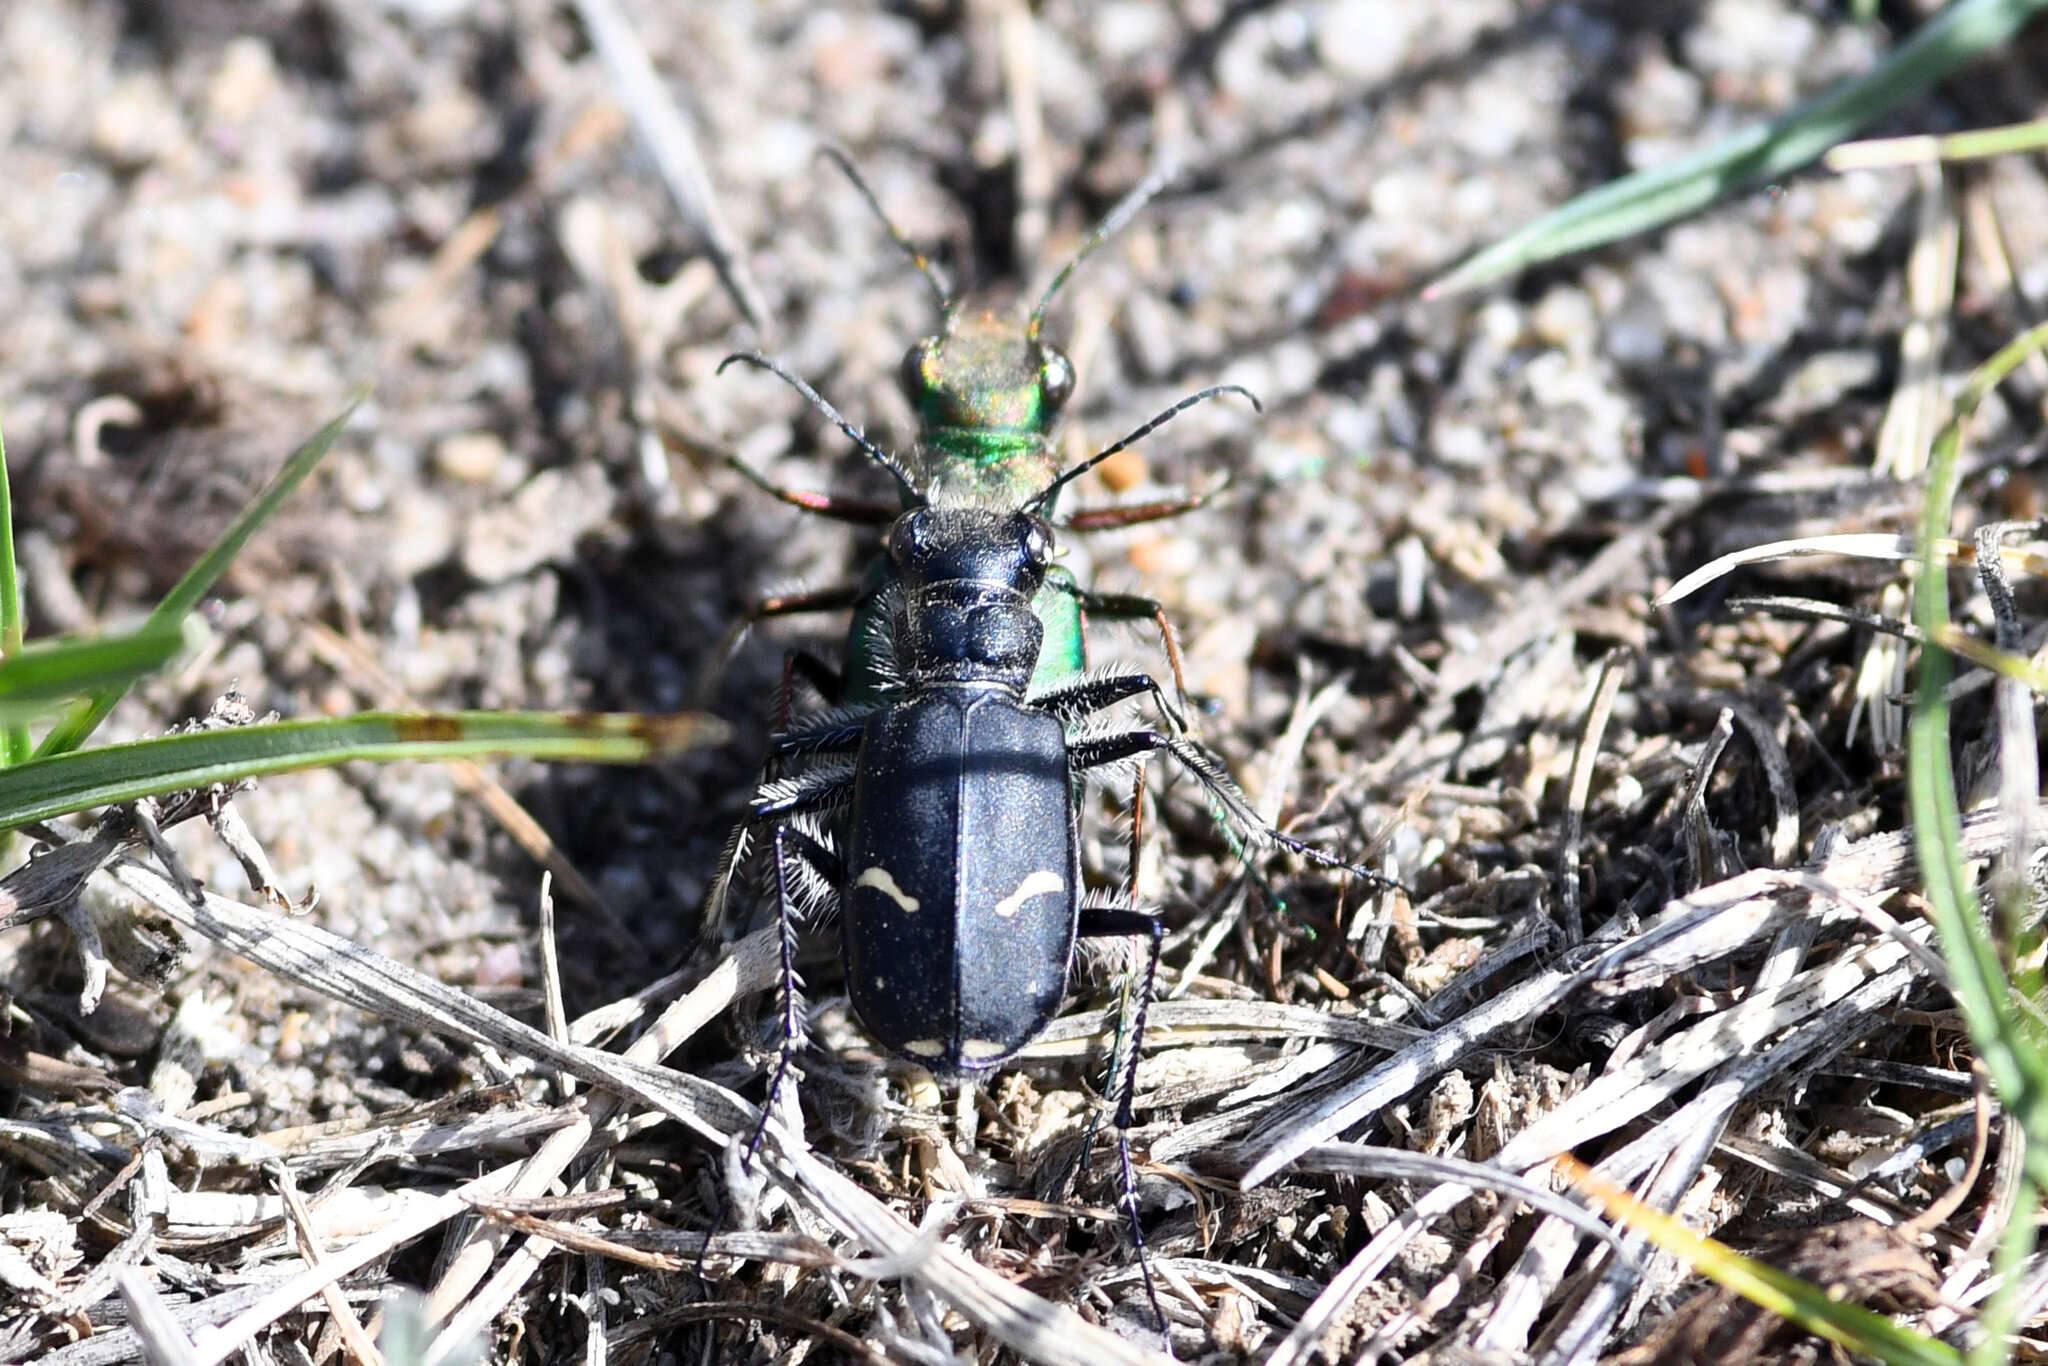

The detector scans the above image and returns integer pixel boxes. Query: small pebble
[1774,348,1881,415]
[434,431,506,484]
[1614,50,1702,141]
[91,75,186,169]
[1474,299,1522,352]
[1127,534,1198,579]
[1432,419,1492,470]
[1120,291,1180,383]
[1093,1,1173,62]
[400,86,486,164]
[205,37,280,124]
[1602,286,1669,367]
[1530,286,1596,354]
[472,943,524,989]
[387,494,457,579]
[1313,0,1419,85]
[1092,444,1148,494]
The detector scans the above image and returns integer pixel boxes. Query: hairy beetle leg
[1062,480,1226,533]
[1078,900,1169,1338]
[746,825,842,1163]
[1032,667,1188,736]
[1072,725,1399,892]
[696,823,843,1289]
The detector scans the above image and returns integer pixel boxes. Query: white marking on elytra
[960,1039,1008,1062]
[992,869,1065,918]
[856,865,921,913]
[904,1039,946,1058]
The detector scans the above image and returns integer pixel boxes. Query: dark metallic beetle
[701,159,1381,1332]
[709,382,1370,1077]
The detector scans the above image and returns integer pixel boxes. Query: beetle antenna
[1028,384,1259,514]
[1027,162,1177,343]
[718,352,922,499]
[819,146,950,311]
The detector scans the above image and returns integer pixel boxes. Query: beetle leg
[769,714,868,759]
[1029,667,1186,734]
[1076,906,1164,1131]
[749,823,807,1164]
[746,762,857,823]
[1129,764,1147,904]
[699,820,841,1288]
[775,822,845,928]
[695,588,863,706]
[783,647,849,713]
[1070,728,1400,891]
[1045,579,1192,720]
[1060,478,1228,532]
[705,764,856,930]
[1077,902,1169,1337]
[755,653,852,790]
[721,449,902,525]
[743,824,843,1164]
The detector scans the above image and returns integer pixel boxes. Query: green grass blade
[1567,1157,1962,1366]
[1969,1175,2039,1366]
[1933,623,2048,695]
[1829,115,2048,170]
[0,415,27,766]
[1908,320,2048,1188]
[1429,0,2048,297]
[0,709,728,831]
[0,619,194,723]
[33,387,370,760]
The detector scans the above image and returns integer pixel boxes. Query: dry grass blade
[1656,532,1919,606]
[606,1300,898,1365]
[1290,1145,1633,1258]
[1560,648,1628,943]
[569,0,769,333]
[114,1268,203,1366]
[1827,117,2048,170]
[63,837,1170,1366]
[1237,794,1979,1187]
[1872,161,1957,481]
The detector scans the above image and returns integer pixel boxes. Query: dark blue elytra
[840,507,1074,1072]
[845,691,1078,1071]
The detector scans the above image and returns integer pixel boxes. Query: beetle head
[899,312,1074,440]
[888,506,1053,595]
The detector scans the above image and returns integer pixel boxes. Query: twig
[116,1268,203,1366]
[1560,649,1628,943]
[569,0,770,333]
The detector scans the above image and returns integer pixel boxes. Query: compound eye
[1021,516,1054,568]
[888,511,929,565]
[1038,346,1075,411]
[899,338,939,402]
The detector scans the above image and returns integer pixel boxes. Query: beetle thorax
[888,507,1052,692]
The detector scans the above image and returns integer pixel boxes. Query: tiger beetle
[703,155,1383,1337]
